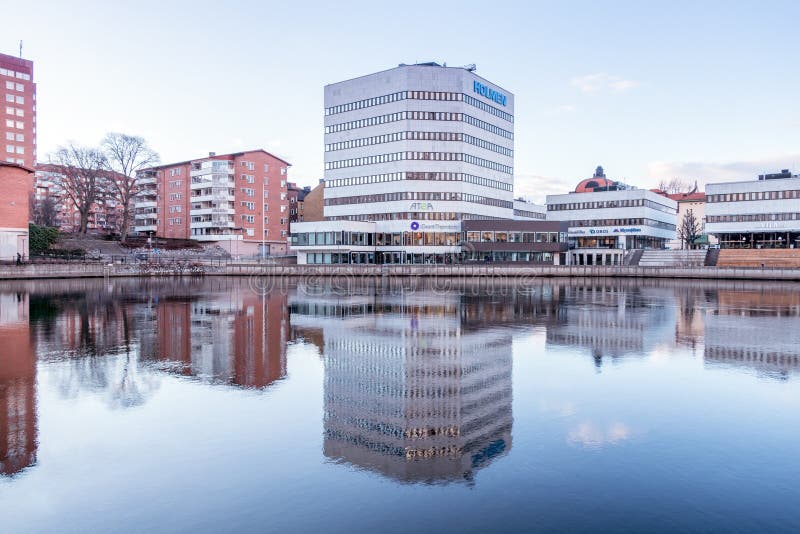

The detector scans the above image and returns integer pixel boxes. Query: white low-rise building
[513,199,546,220]
[705,170,800,249]
[546,170,677,252]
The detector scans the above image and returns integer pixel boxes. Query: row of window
[5,106,23,117]
[325,171,513,192]
[324,90,513,123]
[0,68,31,81]
[325,110,514,140]
[708,190,800,203]
[327,212,505,222]
[325,151,513,174]
[325,130,513,157]
[463,133,513,157]
[548,198,674,213]
[4,119,24,129]
[4,132,24,142]
[294,231,463,247]
[569,218,676,231]
[5,145,24,154]
[513,209,546,220]
[707,212,800,223]
[465,231,564,243]
[5,80,24,92]
[4,94,24,104]
[324,191,513,209]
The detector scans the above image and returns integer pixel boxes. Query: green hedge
[29,224,59,254]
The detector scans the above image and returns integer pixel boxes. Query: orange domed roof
[575,177,617,193]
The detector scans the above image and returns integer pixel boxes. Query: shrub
[29,224,59,254]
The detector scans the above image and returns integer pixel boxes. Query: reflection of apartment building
[291,289,512,483]
[134,150,291,256]
[139,289,288,389]
[0,293,37,476]
[703,290,800,378]
[546,284,676,363]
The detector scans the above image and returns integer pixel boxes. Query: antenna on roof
[462,64,477,72]
[19,40,23,59]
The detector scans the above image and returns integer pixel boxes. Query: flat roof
[146,149,291,171]
[0,161,34,173]
[324,63,514,96]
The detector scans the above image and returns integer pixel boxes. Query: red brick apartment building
[0,161,33,260]
[134,150,291,256]
[0,53,36,169]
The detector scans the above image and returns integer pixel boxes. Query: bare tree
[657,178,693,195]
[677,209,702,249]
[102,133,159,243]
[30,192,59,227]
[48,144,107,235]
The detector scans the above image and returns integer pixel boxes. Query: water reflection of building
[545,283,676,365]
[0,293,37,476]
[139,287,288,389]
[704,290,800,379]
[291,287,513,484]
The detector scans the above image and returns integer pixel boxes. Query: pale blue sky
[4,0,799,201]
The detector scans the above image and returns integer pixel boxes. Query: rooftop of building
[707,170,800,188]
[324,62,513,95]
[144,149,291,171]
[572,166,634,193]
[0,52,34,73]
[666,191,706,202]
[0,160,34,173]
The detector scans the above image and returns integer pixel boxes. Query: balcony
[190,207,236,216]
[192,233,241,242]
[135,200,157,209]
[135,212,157,220]
[190,178,235,190]
[134,224,157,233]
[191,193,235,203]
[190,164,234,177]
[190,220,237,229]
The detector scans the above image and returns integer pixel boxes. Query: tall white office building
[293,62,516,264]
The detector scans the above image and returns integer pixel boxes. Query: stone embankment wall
[3,262,800,282]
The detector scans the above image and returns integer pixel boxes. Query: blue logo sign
[473,81,507,106]
[410,221,420,231]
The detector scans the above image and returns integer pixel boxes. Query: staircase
[705,248,720,266]
[624,249,644,266]
[637,249,709,268]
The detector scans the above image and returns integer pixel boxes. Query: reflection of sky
[2,280,800,532]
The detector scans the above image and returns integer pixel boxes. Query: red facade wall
[0,163,32,228]
[0,54,36,169]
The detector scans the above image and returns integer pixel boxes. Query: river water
[1,277,799,533]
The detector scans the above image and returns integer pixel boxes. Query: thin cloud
[647,154,800,189]
[571,73,639,94]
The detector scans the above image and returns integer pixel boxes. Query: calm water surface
[1,277,799,533]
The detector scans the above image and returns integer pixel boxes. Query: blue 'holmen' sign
[473,81,507,106]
